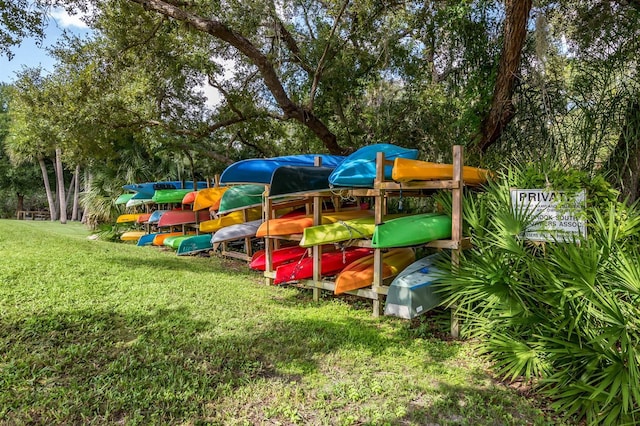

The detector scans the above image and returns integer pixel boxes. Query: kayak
[217,184,266,214]
[371,214,452,248]
[116,213,143,224]
[147,209,169,224]
[115,193,135,205]
[120,231,145,242]
[136,213,152,224]
[274,247,374,285]
[199,208,262,233]
[157,210,211,227]
[193,187,229,211]
[123,181,209,198]
[137,232,163,246]
[152,189,193,204]
[328,143,419,187]
[256,209,373,238]
[392,158,491,185]
[181,190,199,205]
[211,219,263,244]
[249,246,311,271]
[334,248,415,294]
[164,235,194,249]
[385,253,444,319]
[299,214,405,247]
[152,232,186,246]
[176,234,214,256]
[220,154,345,184]
[269,166,334,198]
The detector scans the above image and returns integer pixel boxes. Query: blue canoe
[220,154,345,185]
[328,143,419,188]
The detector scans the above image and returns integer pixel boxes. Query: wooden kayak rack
[261,145,470,337]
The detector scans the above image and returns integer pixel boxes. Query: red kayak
[274,247,374,285]
[158,209,210,227]
[249,246,310,271]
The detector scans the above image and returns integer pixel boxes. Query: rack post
[450,145,463,338]
[312,157,323,301]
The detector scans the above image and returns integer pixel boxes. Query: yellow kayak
[199,207,262,233]
[193,187,229,211]
[116,213,143,224]
[120,231,146,242]
[392,158,491,185]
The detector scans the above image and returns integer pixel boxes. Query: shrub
[435,164,640,425]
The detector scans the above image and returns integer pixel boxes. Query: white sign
[510,189,587,242]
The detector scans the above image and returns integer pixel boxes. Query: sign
[510,189,587,242]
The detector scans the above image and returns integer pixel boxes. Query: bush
[435,164,640,425]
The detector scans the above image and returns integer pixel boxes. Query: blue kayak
[147,210,169,224]
[328,143,419,187]
[123,181,209,198]
[220,154,345,184]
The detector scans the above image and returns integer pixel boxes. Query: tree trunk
[475,0,533,154]
[55,147,67,224]
[16,193,24,217]
[604,100,640,203]
[81,170,92,226]
[72,164,81,221]
[65,172,76,210]
[38,154,58,221]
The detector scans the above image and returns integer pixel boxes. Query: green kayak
[371,213,452,248]
[152,189,193,204]
[299,214,406,248]
[163,235,192,249]
[218,184,265,214]
[115,193,135,205]
[176,234,213,256]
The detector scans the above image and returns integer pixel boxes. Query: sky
[0,9,91,84]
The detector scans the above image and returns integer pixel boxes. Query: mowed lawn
[0,220,567,425]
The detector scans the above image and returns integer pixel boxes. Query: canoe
[211,219,263,244]
[220,154,345,184]
[392,158,491,185]
[176,234,214,256]
[269,166,334,198]
[328,143,419,188]
[199,208,263,233]
[152,189,193,204]
[256,209,373,237]
[193,187,229,211]
[334,248,415,294]
[137,232,163,246]
[371,214,452,248]
[218,184,266,214]
[249,246,311,271]
[115,193,135,205]
[181,191,198,205]
[164,235,193,249]
[385,253,444,319]
[157,210,211,227]
[136,213,152,224]
[299,214,405,247]
[116,213,143,224]
[126,197,153,208]
[274,247,374,285]
[152,232,186,246]
[147,209,169,224]
[120,231,146,242]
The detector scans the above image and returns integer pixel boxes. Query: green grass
[0,220,570,425]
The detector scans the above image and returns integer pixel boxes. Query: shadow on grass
[0,304,473,423]
[107,254,239,274]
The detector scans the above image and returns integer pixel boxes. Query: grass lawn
[0,220,570,425]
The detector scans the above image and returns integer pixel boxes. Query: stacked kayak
[250,246,311,271]
[274,247,374,285]
[329,143,419,187]
[385,253,444,319]
[371,214,452,248]
[299,214,403,247]
[211,219,263,245]
[193,187,229,211]
[334,248,415,294]
[392,158,491,185]
[116,213,143,224]
[120,231,146,242]
[152,189,193,204]
[177,234,214,256]
[256,209,373,237]
[199,208,262,233]
[218,184,265,214]
[157,210,211,227]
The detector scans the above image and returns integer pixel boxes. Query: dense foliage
[436,165,640,424]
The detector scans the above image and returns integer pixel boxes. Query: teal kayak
[371,213,452,248]
[176,234,213,256]
[218,184,265,214]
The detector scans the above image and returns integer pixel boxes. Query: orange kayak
[193,187,229,211]
[136,213,152,224]
[334,248,415,294]
[392,158,491,185]
[152,232,188,246]
[256,209,373,238]
[181,190,199,205]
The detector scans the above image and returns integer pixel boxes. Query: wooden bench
[17,210,51,220]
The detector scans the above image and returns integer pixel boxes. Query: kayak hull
[371,214,452,248]
[193,187,229,211]
[218,184,265,214]
[334,248,415,294]
[211,219,263,244]
[392,158,491,185]
[157,210,211,227]
[256,209,373,238]
[176,234,214,256]
[199,208,262,233]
